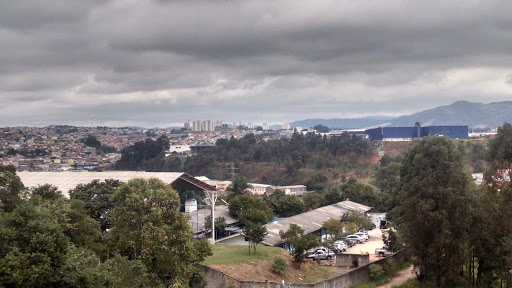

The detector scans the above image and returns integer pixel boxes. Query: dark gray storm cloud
[1,0,512,127]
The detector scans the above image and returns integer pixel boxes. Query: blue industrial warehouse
[365,126,468,141]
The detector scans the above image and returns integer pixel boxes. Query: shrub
[382,257,398,277]
[271,257,288,274]
[369,264,385,280]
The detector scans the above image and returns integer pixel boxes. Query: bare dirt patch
[377,265,416,288]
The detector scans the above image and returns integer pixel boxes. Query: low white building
[268,185,308,196]
[248,183,272,195]
[169,145,191,154]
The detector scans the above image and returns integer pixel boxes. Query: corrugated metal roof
[17,171,186,197]
[263,200,371,246]
[337,200,373,213]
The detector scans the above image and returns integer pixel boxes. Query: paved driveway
[343,228,387,262]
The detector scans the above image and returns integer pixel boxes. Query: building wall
[215,234,248,246]
[169,145,191,153]
[249,185,270,195]
[422,126,468,139]
[366,126,468,141]
[365,127,384,141]
[382,127,418,139]
[336,254,370,267]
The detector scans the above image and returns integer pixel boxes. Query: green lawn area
[202,245,348,283]
[202,245,280,266]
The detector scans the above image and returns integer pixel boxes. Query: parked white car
[345,234,364,243]
[334,240,349,250]
[354,232,369,241]
[329,242,346,253]
[307,246,328,254]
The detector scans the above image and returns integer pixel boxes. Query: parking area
[343,228,387,262]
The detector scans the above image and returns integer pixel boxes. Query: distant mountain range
[290,101,512,129]
[290,118,390,129]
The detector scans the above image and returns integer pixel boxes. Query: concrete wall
[204,250,406,288]
[216,234,249,246]
[336,254,370,267]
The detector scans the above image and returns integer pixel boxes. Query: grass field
[203,245,351,283]
[202,245,278,266]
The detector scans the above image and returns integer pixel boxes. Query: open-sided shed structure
[17,171,216,197]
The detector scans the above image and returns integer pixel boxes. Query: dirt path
[377,265,416,288]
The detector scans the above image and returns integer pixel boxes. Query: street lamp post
[204,190,218,244]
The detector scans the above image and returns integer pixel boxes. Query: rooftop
[263,200,371,246]
[17,171,216,197]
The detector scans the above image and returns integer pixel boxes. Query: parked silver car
[307,249,335,260]
[345,234,364,243]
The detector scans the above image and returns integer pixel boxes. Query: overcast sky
[1,0,512,127]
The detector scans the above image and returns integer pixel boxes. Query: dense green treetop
[69,179,121,232]
[109,178,210,286]
[227,175,251,198]
[113,131,373,178]
[487,122,512,187]
[393,137,476,287]
[114,136,170,170]
[0,165,24,213]
[0,166,211,287]
[313,124,330,133]
[228,194,273,224]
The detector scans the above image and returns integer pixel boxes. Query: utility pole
[204,190,218,244]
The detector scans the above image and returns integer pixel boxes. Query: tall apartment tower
[282,122,291,130]
[248,123,254,129]
[262,123,270,131]
[192,120,201,132]
[184,120,191,130]
[205,120,215,132]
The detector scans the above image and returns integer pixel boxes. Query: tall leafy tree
[244,222,268,255]
[83,135,102,148]
[114,136,170,170]
[0,202,70,287]
[229,194,272,255]
[486,122,512,188]
[265,190,305,217]
[109,178,211,287]
[322,218,344,239]
[0,164,24,213]
[472,122,512,286]
[303,193,326,210]
[393,137,476,287]
[29,184,63,201]
[373,161,401,211]
[228,194,273,221]
[340,211,374,230]
[279,224,318,267]
[69,179,121,232]
[227,175,251,198]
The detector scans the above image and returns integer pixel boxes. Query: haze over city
[1,0,512,127]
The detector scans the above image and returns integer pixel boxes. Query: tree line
[0,166,211,287]
[113,132,374,176]
[390,123,512,287]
